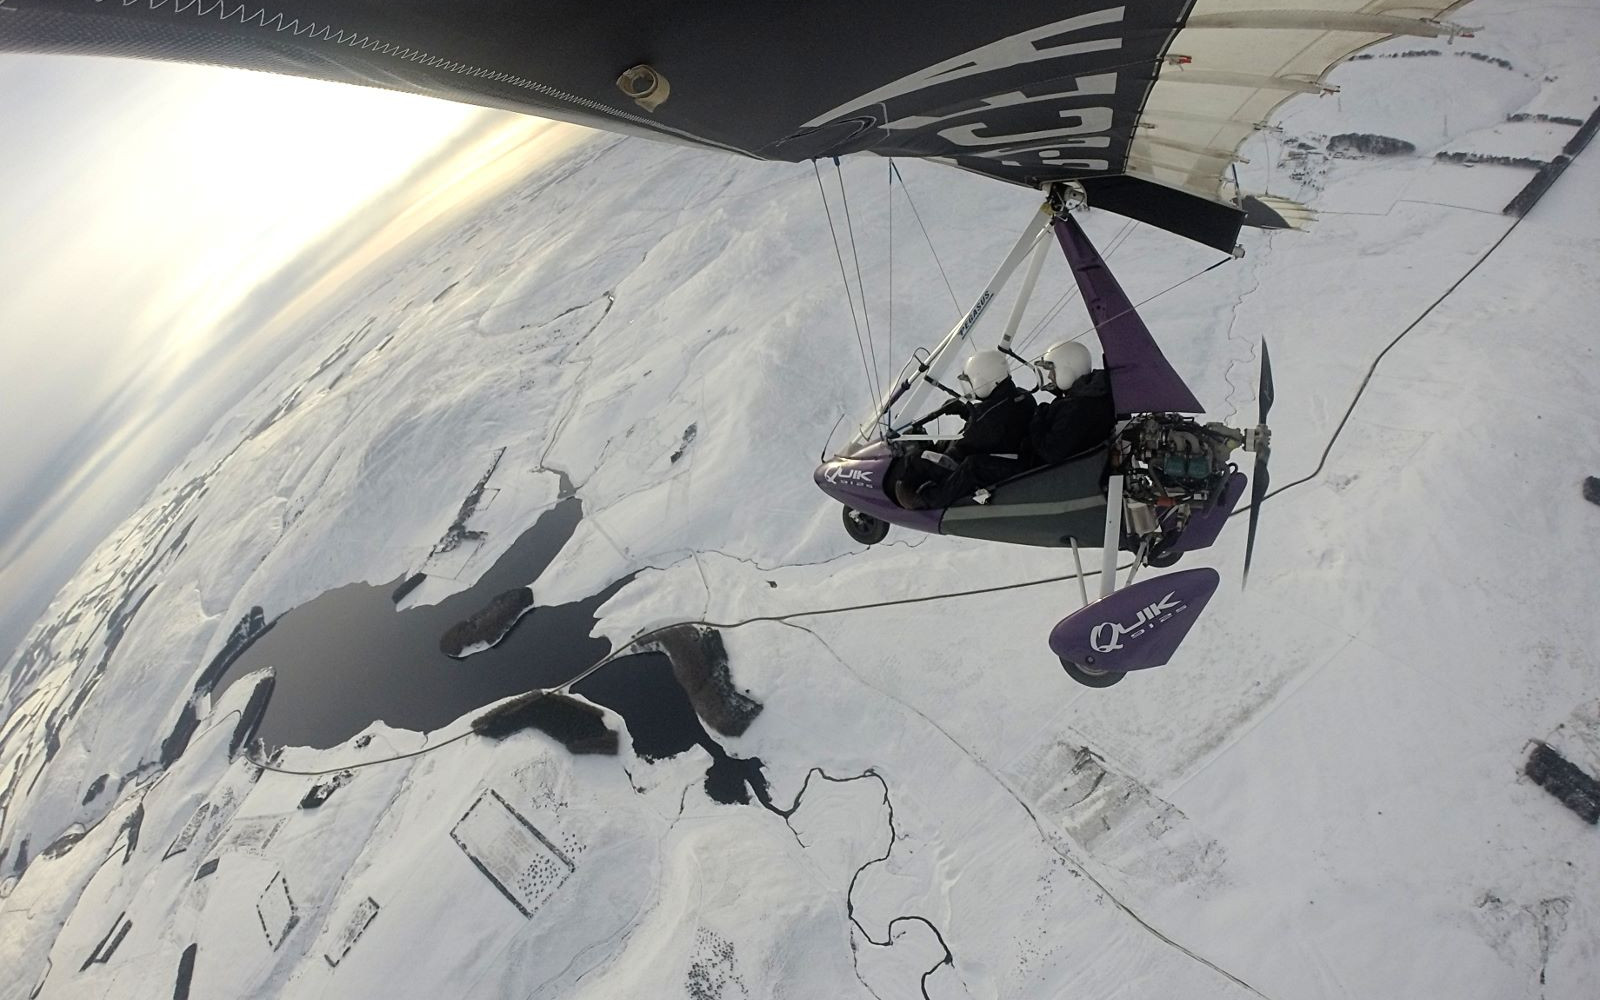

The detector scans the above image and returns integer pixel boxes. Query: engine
[1115,415,1243,508]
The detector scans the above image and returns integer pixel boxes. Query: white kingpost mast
[998,231,1051,350]
[846,203,1052,451]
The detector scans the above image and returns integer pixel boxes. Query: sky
[0,53,585,665]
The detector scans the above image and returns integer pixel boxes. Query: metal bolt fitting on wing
[617,64,670,112]
[1045,180,1087,218]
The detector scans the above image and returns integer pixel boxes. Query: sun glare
[0,53,592,635]
[117,68,492,372]
[114,67,595,387]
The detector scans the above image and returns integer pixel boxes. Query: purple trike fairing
[1164,471,1246,555]
[1049,568,1220,674]
[814,441,943,534]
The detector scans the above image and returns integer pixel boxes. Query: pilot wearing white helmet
[894,348,1036,508]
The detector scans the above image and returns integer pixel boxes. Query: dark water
[214,496,769,806]
[572,652,770,806]
[216,499,627,749]
[571,653,704,759]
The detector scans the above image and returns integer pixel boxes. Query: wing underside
[1,0,1470,249]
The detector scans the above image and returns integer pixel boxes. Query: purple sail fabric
[1048,568,1219,672]
[1052,216,1203,415]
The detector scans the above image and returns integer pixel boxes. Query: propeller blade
[1243,338,1274,587]
[1242,445,1270,586]
[1258,339,1275,423]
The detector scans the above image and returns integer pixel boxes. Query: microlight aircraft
[814,183,1274,688]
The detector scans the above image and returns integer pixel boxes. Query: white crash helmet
[959,349,1011,398]
[1038,340,1092,390]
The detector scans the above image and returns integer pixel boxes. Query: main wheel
[1061,658,1125,688]
[1147,547,1182,569]
[842,506,890,545]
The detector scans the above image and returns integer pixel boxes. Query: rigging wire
[1013,276,1081,357]
[1015,218,1136,356]
[1263,128,1276,197]
[834,158,882,394]
[814,160,879,407]
[1235,207,1530,517]
[887,160,894,392]
[1104,218,1138,255]
[890,161,962,316]
[1015,225,1123,356]
[1016,252,1236,361]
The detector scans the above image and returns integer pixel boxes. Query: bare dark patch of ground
[670,423,699,464]
[300,770,354,809]
[81,774,108,806]
[159,704,200,769]
[173,944,197,1000]
[1348,49,1441,61]
[1438,151,1547,170]
[40,827,87,860]
[1525,741,1600,824]
[230,675,276,759]
[1330,133,1415,156]
[473,692,618,754]
[1508,112,1585,127]
[639,625,761,737]
[432,448,505,556]
[1505,103,1600,217]
[440,588,534,658]
[193,607,271,695]
[390,573,426,603]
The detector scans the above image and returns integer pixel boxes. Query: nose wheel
[1061,658,1125,688]
[842,506,890,545]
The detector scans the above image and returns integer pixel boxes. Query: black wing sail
[2,0,1472,249]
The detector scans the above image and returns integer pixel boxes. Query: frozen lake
[213,498,769,806]
[216,499,626,748]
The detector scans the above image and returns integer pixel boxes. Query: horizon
[0,53,587,667]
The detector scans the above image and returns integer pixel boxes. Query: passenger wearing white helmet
[1025,340,1116,466]
[893,348,1036,508]
[1038,340,1092,391]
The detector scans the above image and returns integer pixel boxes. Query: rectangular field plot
[257,872,299,950]
[223,816,285,855]
[164,804,211,860]
[451,789,575,918]
[323,897,380,967]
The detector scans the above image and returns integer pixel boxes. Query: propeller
[1242,340,1273,586]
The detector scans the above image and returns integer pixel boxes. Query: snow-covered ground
[4,1,1600,996]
